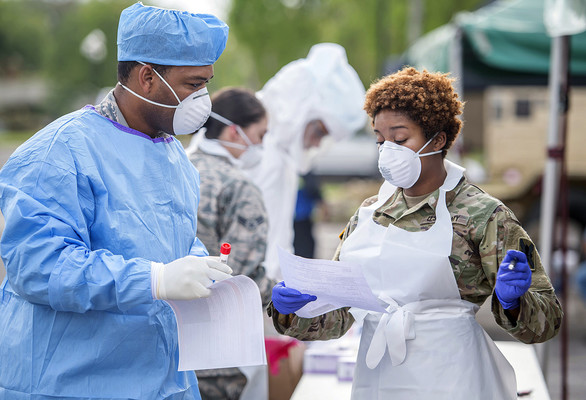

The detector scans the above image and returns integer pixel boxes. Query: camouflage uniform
[94,89,128,126]
[188,147,276,400]
[268,177,563,345]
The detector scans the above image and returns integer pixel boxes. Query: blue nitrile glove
[272,281,317,315]
[494,249,532,309]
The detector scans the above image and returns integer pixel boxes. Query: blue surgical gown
[0,107,208,399]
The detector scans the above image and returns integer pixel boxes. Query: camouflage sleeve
[217,179,276,307]
[266,302,354,341]
[479,205,563,343]
[266,197,380,340]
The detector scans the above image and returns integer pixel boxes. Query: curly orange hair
[364,67,463,152]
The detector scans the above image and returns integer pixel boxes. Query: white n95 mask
[378,133,442,188]
[209,111,264,169]
[118,62,212,135]
[238,143,264,169]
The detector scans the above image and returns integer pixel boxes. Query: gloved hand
[272,281,317,315]
[151,256,233,300]
[494,249,532,309]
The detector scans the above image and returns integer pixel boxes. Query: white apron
[339,160,517,400]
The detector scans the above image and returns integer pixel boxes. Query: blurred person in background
[0,4,231,399]
[293,170,329,259]
[269,67,563,399]
[185,87,275,400]
[246,42,367,281]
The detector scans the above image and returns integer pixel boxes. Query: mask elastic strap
[137,61,182,106]
[209,111,233,126]
[117,82,178,109]
[418,149,442,157]
[209,111,254,147]
[416,131,442,157]
[215,140,247,150]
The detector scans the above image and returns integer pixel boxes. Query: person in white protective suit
[268,67,563,399]
[246,43,367,280]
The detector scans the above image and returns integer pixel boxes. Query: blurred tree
[0,0,133,117]
[43,0,134,115]
[228,0,486,88]
[206,34,261,94]
[229,0,329,87]
[0,0,48,76]
[0,0,487,124]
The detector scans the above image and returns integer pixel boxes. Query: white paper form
[278,247,387,318]
[167,275,267,371]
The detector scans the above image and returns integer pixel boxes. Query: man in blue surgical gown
[0,3,232,399]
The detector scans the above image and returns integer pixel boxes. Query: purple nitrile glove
[494,249,532,309]
[272,281,317,315]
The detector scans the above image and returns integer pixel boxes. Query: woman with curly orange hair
[268,67,562,399]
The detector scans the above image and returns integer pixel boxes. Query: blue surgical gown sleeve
[189,237,209,257]
[0,141,152,313]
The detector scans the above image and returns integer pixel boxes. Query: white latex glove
[151,256,233,300]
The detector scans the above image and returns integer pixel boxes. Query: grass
[0,131,34,147]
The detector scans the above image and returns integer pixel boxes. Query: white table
[291,341,550,400]
[496,341,551,400]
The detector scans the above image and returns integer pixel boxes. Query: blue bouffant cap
[117,2,229,66]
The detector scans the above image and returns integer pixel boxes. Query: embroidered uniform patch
[421,215,469,226]
[237,216,265,231]
[519,238,536,271]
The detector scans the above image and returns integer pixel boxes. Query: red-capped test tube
[220,243,231,264]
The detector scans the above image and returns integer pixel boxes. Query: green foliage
[0,0,133,117]
[229,0,324,88]
[206,35,260,94]
[0,131,34,146]
[0,0,47,74]
[0,0,486,122]
[424,0,486,32]
[228,0,486,88]
[42,0,134,115]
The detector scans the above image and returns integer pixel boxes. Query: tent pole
[536,33,561,378]
[538,34,571,397]
[555,34,571,400]
[540,38,564,280]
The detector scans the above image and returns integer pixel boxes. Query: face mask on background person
[209,112,264,169]
[378,132,442,188]
[118,62,212,135]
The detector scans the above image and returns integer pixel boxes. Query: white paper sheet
[167,275,267,371]
[278,247,387,318]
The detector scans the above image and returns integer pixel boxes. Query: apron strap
[363,297,478,369]
[441,160,466,192]
[365,296,416,369]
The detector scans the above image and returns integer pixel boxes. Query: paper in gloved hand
[277,247,387,318]
[167,275,266,371]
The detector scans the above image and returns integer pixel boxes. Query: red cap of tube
[220,243,231,255]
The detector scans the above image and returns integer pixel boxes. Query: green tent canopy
[401,0,586,84]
